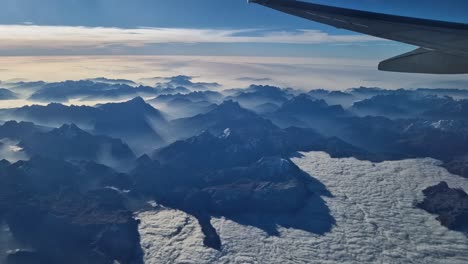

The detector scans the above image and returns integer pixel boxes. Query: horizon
[2,0,468,88]
[3,55,468,93]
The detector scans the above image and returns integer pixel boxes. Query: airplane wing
[249,0,468,74]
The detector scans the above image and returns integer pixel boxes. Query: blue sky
[2,0,468,28]
[1,0,467,58]
[2,0,468,90]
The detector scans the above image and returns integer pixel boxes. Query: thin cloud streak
[0,25,384,50]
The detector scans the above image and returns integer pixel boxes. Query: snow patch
[221,128,231,138]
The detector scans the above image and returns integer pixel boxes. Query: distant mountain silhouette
[6,81,46,92]
[268,94,349,129]
[226,85,293,110]
[0,121,49,140]
[308,89,355,107]
[150,91,223,104]
[29,80,159,102]
[165,98,217,119]
[9,97,167,154]
[347,86,391,98]
[0,88,18,100]
[422,99,468,120]
[352,90,453,119]
[277,94,346,116]
[88,77,137,86]
[152,75,221,91]
[324,116,468,163]
[416,88,468,99]
[252,102,280,114]
[169,100,258,139]
[157,86,191,95]
[95,97,167,154]
[12,103,101,126]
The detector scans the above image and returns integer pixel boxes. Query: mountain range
[1,76,468,263]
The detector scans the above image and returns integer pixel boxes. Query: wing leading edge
[249,0,468,74]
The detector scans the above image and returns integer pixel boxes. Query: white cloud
[138,152,468,263]
[0,24,383,49]
[0,139,29,162]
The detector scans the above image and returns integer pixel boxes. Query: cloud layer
[138,152,468,263]
[3,55,468,98]
[0,25,382,50]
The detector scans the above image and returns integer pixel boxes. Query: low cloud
[138,152,468,263]
[0,25,383,51]
[236,77,272,82]
[0,139,29,162]
[3,56,468,93]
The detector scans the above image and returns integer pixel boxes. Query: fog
[0,222,24,264]
[0,139,28,162]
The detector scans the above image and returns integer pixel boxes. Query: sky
[1,0,468,89]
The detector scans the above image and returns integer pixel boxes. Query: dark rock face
[203,157,311,215]
[133,153,334,250]
[418,182,468,231]
[18,124,136,165]
[443,157,468,178]
[6,190,141,264]
[0,158,142,264]
[0,121,47,140]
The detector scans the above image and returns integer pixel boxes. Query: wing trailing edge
[379,48,468,74]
